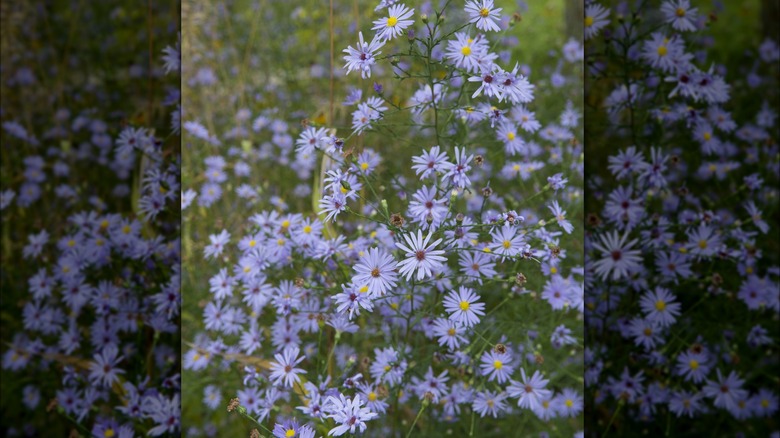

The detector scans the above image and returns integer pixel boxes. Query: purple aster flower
[394,230,447,281]
[507,368,552,410]
[443,286,486,327]
[702,369,748,412]
[639,286,681,328]
[88,344,125,388]
[269,346,306,388]
[479,350,514,383]
[325,393,378,436]
[352,247,398,297]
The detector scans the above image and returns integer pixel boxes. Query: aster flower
[394,230,447,281]
[702,369,748,412]
[411,145,450,179]
[332,283,374,320]
[343,32,385,79]
[584,3,610,40]
[479,350,514,383]
[88,345,125,388]
[442,286,486,327]
[508,369,552,410]
[661,0,699,32]
[269,346,306,388]
[639,287,681,327]
[590,230,643,281]
[489,223,529,259]
[352,247,398,297]
[473,390,509,418]
[432,317,468,350]
[325,393,378,436]
[465,0,503,32]
[440,146,473,189]
[675,350,711,383]
[319,193,348,223]
[371,4,414,41]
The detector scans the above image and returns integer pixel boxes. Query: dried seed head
[300,118,310,128]
[423,391,435,403]
[494,343,507,354]
[455,213,464,224]
[534,353,544,365]
[474,155,484,166]
[515,273,527,286]
[711,273,723,285]
[587,213,601,227]
[47,398,58,413]
[390,213,405,227]
[250,429,261,438]
[294,277,305,288]
[377,385,389,398]
[227,397,240,412]
[481,186,493,197]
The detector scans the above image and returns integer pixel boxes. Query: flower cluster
[584,1,779,434]
[182,0,584,436]
[0,3,181,436]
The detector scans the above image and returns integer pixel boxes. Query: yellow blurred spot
[584,16,594,27]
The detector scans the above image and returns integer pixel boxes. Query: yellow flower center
[507,132,516,141]
[244,266,251,273]
[698,240,708,249]
[277,238,285,246]
[303,225,312,234]
[100,220,109,229]
[340,186,348,194]
[459,301,470,311]
[281,220,290,228]
[461,46,472,56]
[482,247,492,253]
[96,239,104,246]
[249,239,256,247]
[761,399,770,408]
[703,132,711,141]
[479,7,490,17]
[493,360,503,369]
[584,16,594,27]
[502,240,511,249]
[193,353,200,361]
[67,239,76,247]
[657,45,668,56]
[368,392,377,401]
[542,400,550,408]
[550,266,558,274]
[487,399,495,407]
[122,225,131,234]
[643,328,652,336]
[447,328,456,336]
[565,399,574,408]
[359,285,369,293]
[104,429,115,438]
[689,359,699,369]
[655,300,666,311]
[387,16,398,27]
[286,430,296,438]
[513,164,521,172]
[361,162,370,171]
[384,365,392,372]
[675,7,685,17]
